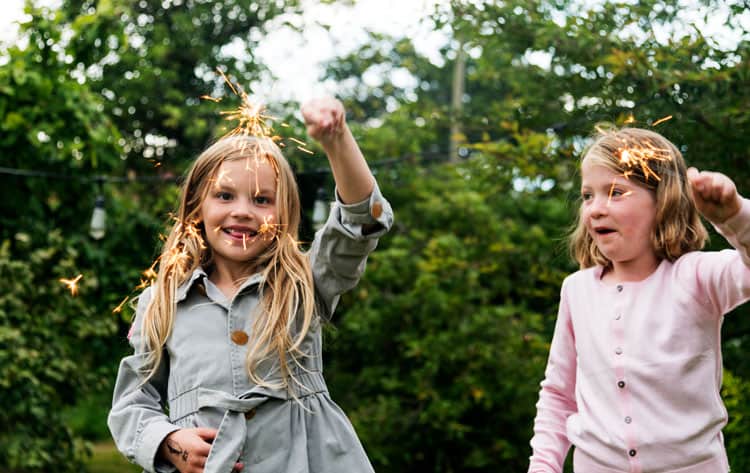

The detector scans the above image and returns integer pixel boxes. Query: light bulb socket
[89,194,107,240]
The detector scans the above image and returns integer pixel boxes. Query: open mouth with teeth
[224,228,258,240]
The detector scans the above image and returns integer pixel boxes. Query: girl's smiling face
[200,157,278,274]
[580,158,659,279]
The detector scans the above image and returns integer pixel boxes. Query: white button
[615,313,622,320]
[616,285,623,292]
[615,347,623,355]
[625,416,632,424]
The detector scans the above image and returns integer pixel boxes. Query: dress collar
[175,267,208,303]
[175,266,266,303]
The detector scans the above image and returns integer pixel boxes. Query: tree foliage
[3,0,750,471]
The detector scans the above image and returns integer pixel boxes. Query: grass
[85,441,142,473]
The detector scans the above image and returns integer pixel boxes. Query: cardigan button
[231,330,249,345]
[618,380,626,388]
[615,347,623,355]
[371,201,383,219]
[624,416,632,424]
[616,285,623,292]
[629,449,637,457]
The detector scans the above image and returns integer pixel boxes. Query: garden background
[2,0,750,471]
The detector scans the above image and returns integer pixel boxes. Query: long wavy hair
[569,127,708,269]
[139,135,315,390]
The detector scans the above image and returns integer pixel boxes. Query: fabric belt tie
[178,371,327,473]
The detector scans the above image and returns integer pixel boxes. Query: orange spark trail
[59,274,83,296]
[651,115,673,127]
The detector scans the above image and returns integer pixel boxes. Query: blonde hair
[569,127,708,269]
[139,135,315,391]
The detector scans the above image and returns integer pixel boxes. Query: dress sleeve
[528,279,577,473]
[107,287,180,473]
[308,181,394,317]
[683,198,750,315]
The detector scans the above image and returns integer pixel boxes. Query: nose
[229,198,255,220]
[587,195,609,219]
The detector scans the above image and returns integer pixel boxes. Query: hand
[300,97,346,146]
[687,167,742,224]
[159,428,244,473]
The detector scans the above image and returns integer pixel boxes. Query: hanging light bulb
[89,194,106,240]
[312,187,329,231]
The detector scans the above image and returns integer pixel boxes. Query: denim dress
[108,185,393,473]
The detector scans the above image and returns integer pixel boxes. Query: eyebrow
[213,181,237,191]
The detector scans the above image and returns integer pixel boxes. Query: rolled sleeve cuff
[135,421,180,473]
[331,182,394,239]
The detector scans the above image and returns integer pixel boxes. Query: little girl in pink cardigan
[528,127,750,473]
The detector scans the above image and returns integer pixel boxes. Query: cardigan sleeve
[107,286,180,473]
[308,181,393,317]
[528,278,578,473]
[680,198,750,316]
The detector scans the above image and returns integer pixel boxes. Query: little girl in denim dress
[108,97,393,473]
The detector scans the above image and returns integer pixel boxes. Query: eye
[609,188,624,197]
[254,195,273,205]
[581,191,592,201]
[216,191,233,201]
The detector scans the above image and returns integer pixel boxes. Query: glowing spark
[164,245,190,275]
[113,296,129,314]
[135,279,150,290]
[59,274,83,296]
[288,137,307,147]
[200,95,222,103]
[651,115,673,127]
[216,69,238,95]
[615,138,670,183]
[624,115,636,124]
[143,258,159,281]
[620,149,632,165]
[213,169,233,188]
[208,69,278,139]
[607,179,617,205]
[297,146,315,155]
[258,215,283,239]
[183,221,206,249]
[200,68,314,157]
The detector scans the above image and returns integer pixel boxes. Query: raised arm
[687,167,742,225]
[684,167,750,313]
[301,97,393,317]
[301,97,374,203]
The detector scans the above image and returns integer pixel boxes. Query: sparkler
[59,274,83,296]
[202,68,313,155]
[598,115,676,205]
